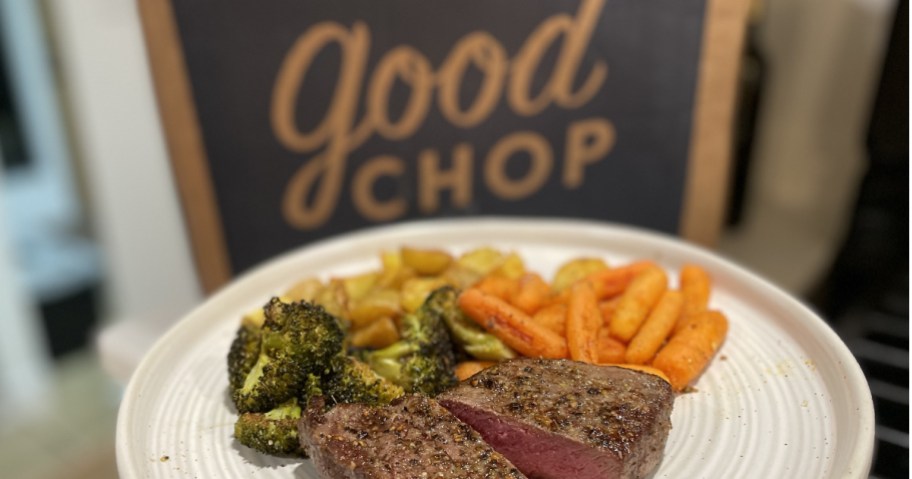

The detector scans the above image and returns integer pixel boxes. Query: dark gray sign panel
[139,0,747,291]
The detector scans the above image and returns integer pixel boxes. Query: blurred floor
[0,350,119,479]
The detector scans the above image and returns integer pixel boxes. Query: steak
[437,359,673,479]
[298,395,527,479]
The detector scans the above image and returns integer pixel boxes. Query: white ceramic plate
[116,218,874,478]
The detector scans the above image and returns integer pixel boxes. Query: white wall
[45,0,202,324]
[45,0,204,379]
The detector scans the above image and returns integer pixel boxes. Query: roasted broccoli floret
[424,285,517,361]
[364,288,458,396]
[227,322,262,392]
[323,355,404,405]
[234,397,303,456]
[233,298,344,413]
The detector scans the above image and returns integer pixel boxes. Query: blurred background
[0,0,906,478]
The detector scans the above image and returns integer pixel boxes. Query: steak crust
[298,395,527,479]
[437,359,673,479]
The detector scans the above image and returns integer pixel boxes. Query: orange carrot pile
[458,288,568,359]
[566,282,601,363]
[457,258,728,391]
[653,310,728,390]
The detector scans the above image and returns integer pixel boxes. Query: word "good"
[271,0,612,228]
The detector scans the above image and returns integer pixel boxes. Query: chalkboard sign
[139,0,748,292]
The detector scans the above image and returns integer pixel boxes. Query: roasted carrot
[546,261,655,306]
[625,290,683,364]
[598,297,620,327]
[473,275,519,301]
[585,260,657,299]
[454,360,495,380]
[674,264,712,332]
[510,273,552,315]
[597,328,626,363]
[609,266,667,342]
[652,309,729,391]
[532,303,567,336]
[566,282,601,363]
[459,288,568,359]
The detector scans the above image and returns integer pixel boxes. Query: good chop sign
[141,0,743,289]
[273,0,613,228]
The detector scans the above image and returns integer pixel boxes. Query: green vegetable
[232,298,344,413]
[363,287,458,396]
[233,397,303,456]
[424,285,517,361]
[227,322,263,393]
[323,355,404,405]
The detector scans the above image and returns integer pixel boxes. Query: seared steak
[437,359,673,479]
[298,395,527,478]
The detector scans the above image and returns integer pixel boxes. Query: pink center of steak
[436,359,674,479]
[441,400,621,479]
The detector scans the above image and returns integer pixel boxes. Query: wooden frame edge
[680,0,751,246]
[137,0,232,293]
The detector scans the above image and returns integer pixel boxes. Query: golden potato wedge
[441,264,484,289]
[349,289,401,329]
[457,247,506,276]
[241,307,266,329]
[551,257,608,292]
[313,279,348,321]
[400,277,450,312]
[349,316,400,349]
[401,247,453,276]
[284,278,324,302]
[376,251,418,289]
[341,271,379,302]
[381,250,401,271]
[491,252,525,280]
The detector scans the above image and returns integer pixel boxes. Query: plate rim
[116,216,875,478]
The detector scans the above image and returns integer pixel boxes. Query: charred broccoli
[233,357,403,456]
[234,374,323,457]
[323,355,404,405]
[424,285,516,361]
[364,288,458,396]
[234,397,303,456]
[232,298,344,413]
[229,290,460,457]
[227,320,263,392]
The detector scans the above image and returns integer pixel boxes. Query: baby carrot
[459,288,568,359]
[598,297,620,327]
[510,273,552,315]
[609,266,667,342]
[532,303,567,336]
[652,309,729,391]
[674,264,712,333]
[597,328,626,363]
[586,260,658,299]
[473,275,519,302]
[625,290,683,364]
[566,281,601,363]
